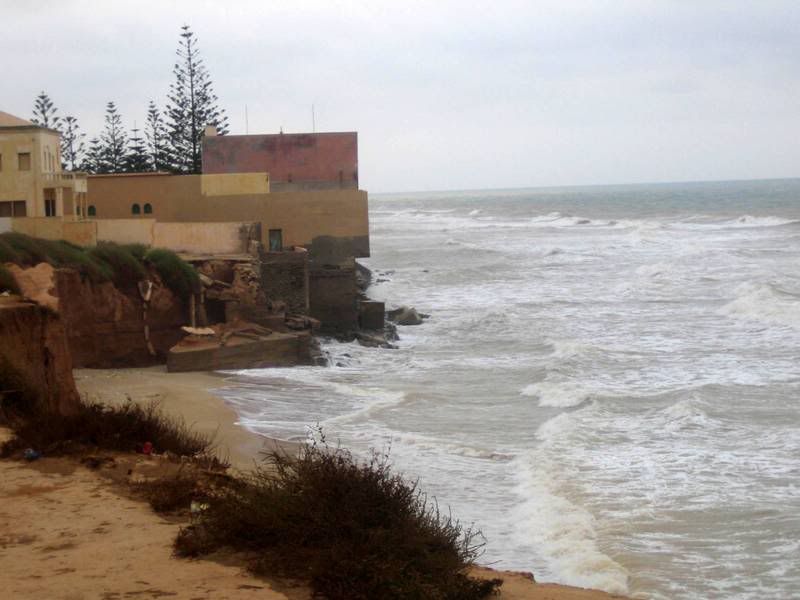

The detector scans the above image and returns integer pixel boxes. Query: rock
[387,306,423,326]
[355,332,397,349]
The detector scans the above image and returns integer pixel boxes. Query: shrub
[138,474,205,513]
[175,440,502,600]
[1,399,214,459]
[145,248,200,298]
[88,242,148,288]
[0,232,111,282]
[0,264,19,294]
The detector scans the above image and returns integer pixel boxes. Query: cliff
[7,263,186,368]
[0,297,80,416]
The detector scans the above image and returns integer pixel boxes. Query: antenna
[245,104,249,134]
[312,104,316,133]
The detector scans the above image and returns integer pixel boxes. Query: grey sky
[3,0,798,192]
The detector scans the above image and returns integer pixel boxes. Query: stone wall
[309,259,358,332]
[260,249,309,315]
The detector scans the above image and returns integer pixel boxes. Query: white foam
[513,415,630,595]
[521,381,594,407]
[718,282,800,329]
[469,209,482,216]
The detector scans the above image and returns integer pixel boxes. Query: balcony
[41,171,88,193]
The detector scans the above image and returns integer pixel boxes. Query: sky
[3,0,798,192]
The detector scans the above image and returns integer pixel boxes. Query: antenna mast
[312,104,316,133]
[245,105,249,134]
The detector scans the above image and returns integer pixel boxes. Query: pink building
[202,131,358,192]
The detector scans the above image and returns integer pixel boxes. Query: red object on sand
[142,442,153,455]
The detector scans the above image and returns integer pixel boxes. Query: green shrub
[175,440,502,600]
[88,242,148,287]
[145,248,200,297]
[0,232,111,282]
[0,264,19,294]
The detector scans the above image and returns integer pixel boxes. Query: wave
[718,282,800,329]
[513,413,630,595]
[520,381,595,407]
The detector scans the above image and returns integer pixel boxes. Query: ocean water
[218,179,800,600]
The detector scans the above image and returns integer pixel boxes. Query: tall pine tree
[81,138,104,174]
[98,101,127,173]
[60,116,85,171]
[166,25,229,174]
[31,91,61,130]
[125,126,151,173]
[145,101,171,171]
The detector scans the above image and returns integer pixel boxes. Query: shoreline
[70,366,631,600]
[73,366,298,473]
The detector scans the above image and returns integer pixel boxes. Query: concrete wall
[309,259,358,332]
[87,173,370,258]
[260,249,309,314]
[96,218,155,246]
[0,217,11,233]
[153,222,255,255]
[202,132,358,189]
[11,217,97,246]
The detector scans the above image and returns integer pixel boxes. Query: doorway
[268,229,283,252]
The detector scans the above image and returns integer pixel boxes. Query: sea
[217,179,800,600]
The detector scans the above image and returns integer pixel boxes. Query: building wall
[200,172,270,196]
[152,222,256,255]
[87,173,369,258]
[96,218,155,246]
[11,217,96,246]
[202,132,358,189]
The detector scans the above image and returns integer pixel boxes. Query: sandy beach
[73,366,296,473]
[0,368,631,600]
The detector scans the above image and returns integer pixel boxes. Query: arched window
[132,203,141,215]
[87,205,96,217]
[143,203,152,214]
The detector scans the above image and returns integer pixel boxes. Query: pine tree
[31,91,61,130]
[81,138,104,174]
[166,25,229,174]
[125,126,151,173]
[145,101,171,171]
[60,116,85,171]
[99,101,127,173]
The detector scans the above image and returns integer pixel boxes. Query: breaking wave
[718,282,800,329]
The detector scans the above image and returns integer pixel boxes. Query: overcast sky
[3,1,798,192]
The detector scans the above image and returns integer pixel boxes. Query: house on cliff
[0,111,88,222]
[0,110,373,334]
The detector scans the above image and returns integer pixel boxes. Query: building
[202,130,358,192]
[0,111,87,220]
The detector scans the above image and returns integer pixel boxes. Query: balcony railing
[41,171,88,193]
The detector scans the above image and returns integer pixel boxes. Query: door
[268,229,283,252]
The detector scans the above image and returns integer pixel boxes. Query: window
[143,203,152,214]
[18,153,31,171]
[287,173,293,183]
[88,205,96,217]
[45,199,56,217]
[132,203,141,215]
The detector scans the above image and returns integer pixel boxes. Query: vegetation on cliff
[0,232,198,298]
[174,438,502,600]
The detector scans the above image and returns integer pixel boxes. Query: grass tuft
[87,242,148,288]
[175,435,502,600]
[144,248,200,298]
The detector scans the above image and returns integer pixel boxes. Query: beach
[0,367,628,600]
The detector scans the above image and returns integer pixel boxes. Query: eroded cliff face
[54,269,186,368]
[0,297,81,416]
[7,264,187,368]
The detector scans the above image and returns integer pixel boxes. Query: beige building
[0,111,87,220]
[87,172,370,260]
